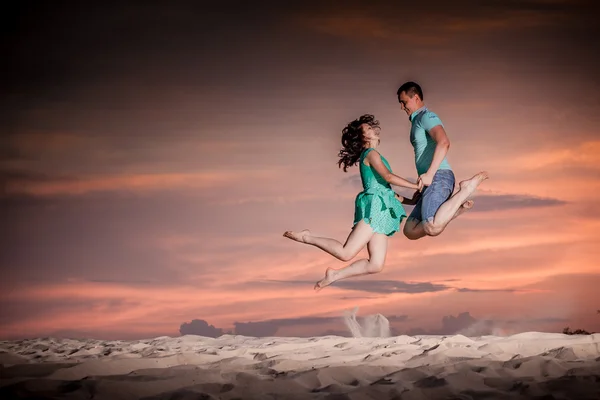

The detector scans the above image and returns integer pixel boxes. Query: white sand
[1,332,600,399]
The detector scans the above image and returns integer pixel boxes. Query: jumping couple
[284,82,489,291]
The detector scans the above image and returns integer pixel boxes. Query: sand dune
[1,332,600,399]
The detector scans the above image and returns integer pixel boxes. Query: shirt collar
[409,106,428,122]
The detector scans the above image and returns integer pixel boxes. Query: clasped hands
[416,171,434,192]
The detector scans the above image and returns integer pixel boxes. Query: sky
[2,0,599,340]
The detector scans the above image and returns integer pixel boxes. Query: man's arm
[417,112,450,186]
[425,125,450,176]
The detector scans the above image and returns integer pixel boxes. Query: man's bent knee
[423,221,443,236]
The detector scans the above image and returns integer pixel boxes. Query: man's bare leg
[423,172,488,236]
[452,199,475,219]
[404,199,475,240]
[314,232,388,291]
[283,220,374,262]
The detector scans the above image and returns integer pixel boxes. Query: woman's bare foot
[314,268,336,291]
[283,229,311,243]
[458,171,489,196]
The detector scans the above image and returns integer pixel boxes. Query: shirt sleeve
[421,111,444,132]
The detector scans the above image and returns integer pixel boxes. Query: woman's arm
[396,190,421,205]
[366,150,421,190]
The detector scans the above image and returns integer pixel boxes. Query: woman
[284,114,423,291]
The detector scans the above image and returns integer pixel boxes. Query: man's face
[398,91,419,116]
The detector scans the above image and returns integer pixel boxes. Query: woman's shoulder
[360,147,377,163]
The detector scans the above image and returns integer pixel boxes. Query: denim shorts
[408,169,455,223]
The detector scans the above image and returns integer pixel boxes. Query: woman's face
[361,123,380,142]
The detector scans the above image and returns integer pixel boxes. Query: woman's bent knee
[367,261,385,274]
[339,249,360,262]
[339,253,353,262]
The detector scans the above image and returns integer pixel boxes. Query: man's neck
[409,104,427,121]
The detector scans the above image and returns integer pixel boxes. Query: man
[397,81,488,240]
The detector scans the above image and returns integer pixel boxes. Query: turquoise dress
[353,148,407,236]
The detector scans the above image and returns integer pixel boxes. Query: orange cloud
[3,169,280,196]
[291,7,569,46]
[515,140,600,170]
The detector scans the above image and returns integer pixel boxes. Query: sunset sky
[2,0,599,340]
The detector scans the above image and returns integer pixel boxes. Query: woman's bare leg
[283,220,374,262]
[314,232,388,291]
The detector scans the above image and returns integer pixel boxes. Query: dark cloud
[387,315,409,323]
[247,278,530,296]
[179,319,225,338]
[177,313,408,338]
[441,312,479,334]
[405,312,572,336]
[405,312,492,336]
[331,182,566,214]
[255,279,452,294]
[334,280,450,294]
[456,288,518,293]
[470,194,567,212]
[233,316,343,337]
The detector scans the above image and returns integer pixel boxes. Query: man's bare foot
[462,199,475,210]
[453,200,475,219]
[458,171,489,196]
[314,268,336,291]
[283,229,311,243]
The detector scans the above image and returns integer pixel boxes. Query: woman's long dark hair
[337,114,380,172]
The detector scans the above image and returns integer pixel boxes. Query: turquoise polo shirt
[409,106,452,175]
